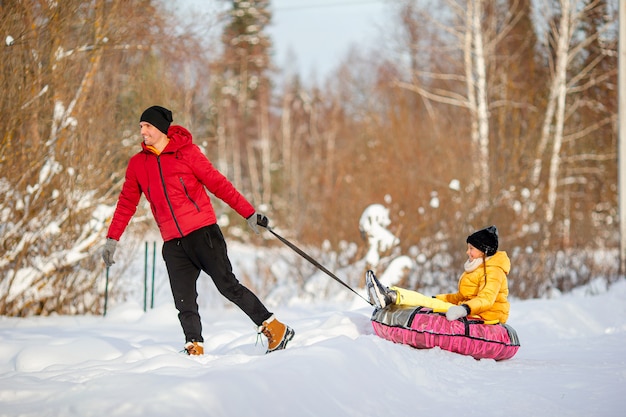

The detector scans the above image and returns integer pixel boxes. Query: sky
[267,0,389,79]
[174,0,390,79]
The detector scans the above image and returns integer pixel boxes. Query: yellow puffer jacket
[435,251,511,323]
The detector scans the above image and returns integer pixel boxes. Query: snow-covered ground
[1,272,625,416]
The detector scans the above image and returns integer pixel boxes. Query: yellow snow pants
[390,287,455,313]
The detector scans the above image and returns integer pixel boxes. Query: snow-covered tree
[0,0,204,315]
[212,0,274,206]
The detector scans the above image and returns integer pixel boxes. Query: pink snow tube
[371,306,520,361]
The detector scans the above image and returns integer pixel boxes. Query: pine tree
[215,0,274,205]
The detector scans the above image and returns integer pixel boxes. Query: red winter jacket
[107,125,255,242]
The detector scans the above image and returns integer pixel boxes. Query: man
[102,105,294,355]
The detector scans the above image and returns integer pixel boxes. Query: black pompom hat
[466,225,498,256]
[140,105,173,135]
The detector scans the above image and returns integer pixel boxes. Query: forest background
[0,0,619,316]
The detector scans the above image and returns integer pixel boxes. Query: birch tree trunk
[529,0,576,247]
[396,0,495,195]
[546,2,571,225]
[471,0,491,195]
[465,0,481,181]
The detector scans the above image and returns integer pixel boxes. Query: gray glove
[446,304,470,321]
[102,238,117,267]
[246,212,269,234]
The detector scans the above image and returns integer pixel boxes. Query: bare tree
[0,0,205,315]
[393,0,526,196]
[214,0,273,207]
[530,0,617,248]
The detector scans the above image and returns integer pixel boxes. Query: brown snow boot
[184,341,204,355]
[259,315,295,354]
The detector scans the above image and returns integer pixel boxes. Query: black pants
[162,224,272,343]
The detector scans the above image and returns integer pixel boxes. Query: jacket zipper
[157,155,184,237]
[179,177,200,211]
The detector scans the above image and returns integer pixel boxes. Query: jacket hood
[488,251,511,274]
[141,125,192,153]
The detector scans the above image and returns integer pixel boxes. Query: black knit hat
[466,225,498,256]
[140,106,173,135]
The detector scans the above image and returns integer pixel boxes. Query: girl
[367,225,511,323]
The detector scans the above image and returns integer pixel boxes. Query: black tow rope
[265,226,373,305]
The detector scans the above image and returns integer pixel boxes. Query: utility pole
[617,1,626,276]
